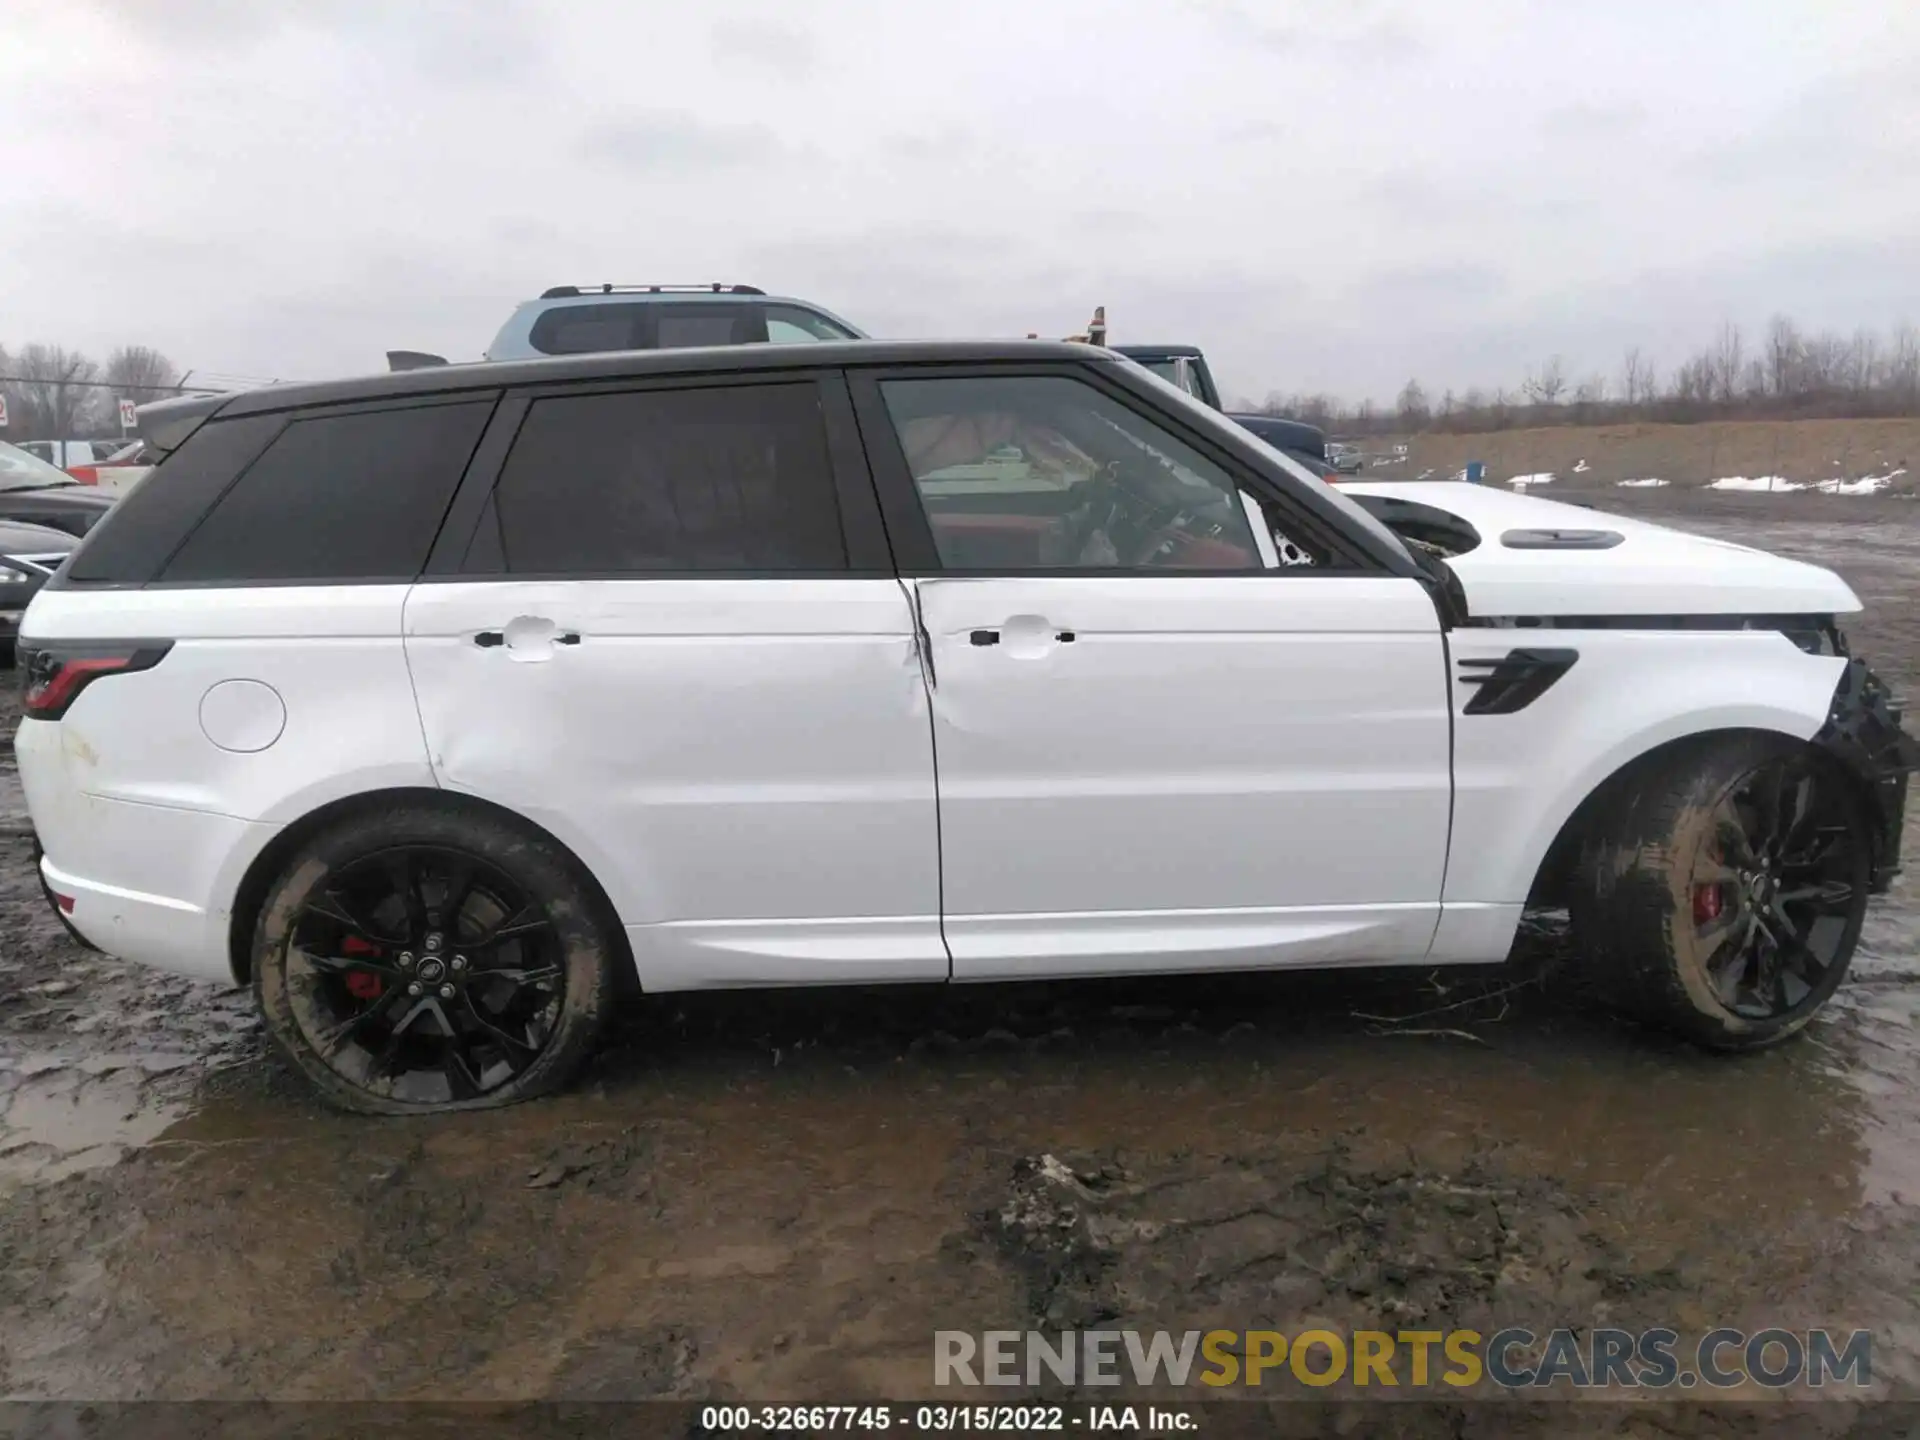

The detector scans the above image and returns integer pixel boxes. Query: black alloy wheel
[284,845,563,1104]
[1686,758,1868,1021]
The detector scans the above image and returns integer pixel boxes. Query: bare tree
[1522,356,1567,407]
[1619,347,1656,409]
[1671,353,1716,408]
[1889,322,1920,408]
[103,345,178,398]
[1570,374,1607,423]
[1767,315,1801,398]
[1395,379,1430,432]
[1848,329,1881,400]
[5,344,100,439]
[1710,322,1744,404]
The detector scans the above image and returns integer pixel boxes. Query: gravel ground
[2,489,1918,1436]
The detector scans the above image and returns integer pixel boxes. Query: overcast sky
[4,0,1918,404]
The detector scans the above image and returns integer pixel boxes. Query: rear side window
[159,401,492,583]
[64,414,281,585]
[480,382,846,574]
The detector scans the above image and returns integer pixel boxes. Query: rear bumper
[15,718,261,984]
[36,849,233,983]
[1814,658,1920,894]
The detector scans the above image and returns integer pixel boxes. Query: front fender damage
[1812,658,1920,893]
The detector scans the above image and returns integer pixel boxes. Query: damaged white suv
[16,340,1917,1113]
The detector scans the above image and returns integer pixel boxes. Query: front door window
[878,375,1273,572]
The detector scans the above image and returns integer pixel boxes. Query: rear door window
[654,305,766,347]
[477,381,847,574]
[158,400,493,583]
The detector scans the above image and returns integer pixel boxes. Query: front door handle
[472,620,581,654]
[968,619,1076,654]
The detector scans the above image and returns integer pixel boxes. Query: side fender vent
[1457,648,1579,715]
[1500,528,1624,550]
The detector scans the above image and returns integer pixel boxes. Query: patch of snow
[1507,472,1554,488]
[1416,468,1436,480]
[1709,476,1803,492]
[1814,474,1900,496]
[1616,478,1669,488]
[1572,459,1591,473]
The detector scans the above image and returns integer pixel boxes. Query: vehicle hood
[0,486,116,537]
[1338,481,1860,617]
[0,516,79,556]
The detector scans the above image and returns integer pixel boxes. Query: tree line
[1254,316,1920,438]
[0,342,181,442]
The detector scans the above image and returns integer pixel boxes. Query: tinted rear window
[64,414,281,585]
[479,382,845,574]
[527,302,764,355]
[158,400,493,583]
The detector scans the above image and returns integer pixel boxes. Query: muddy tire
[252,804,617,1115]
[1570,733,1872,1051]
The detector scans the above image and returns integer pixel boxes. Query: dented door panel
[403,577,947,990]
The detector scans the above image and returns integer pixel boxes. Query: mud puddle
[0,504,1917,1426]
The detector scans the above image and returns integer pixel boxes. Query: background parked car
[387,282,868,369]
[1326,441,1366,473]
[0,440,117,536]
[16,438,125,470]
[1227,412,1342,477]
[68,439,157,495]
[0,516,75,663]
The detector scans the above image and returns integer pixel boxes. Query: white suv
[16,340,1916,1113]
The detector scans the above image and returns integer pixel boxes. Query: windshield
[1113,359,1417,565]
[0,441,79,492]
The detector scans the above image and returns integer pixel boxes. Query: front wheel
[1570,735,1872,1050]
[252,804,618,1114]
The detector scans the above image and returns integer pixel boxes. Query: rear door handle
[474,628,580,648]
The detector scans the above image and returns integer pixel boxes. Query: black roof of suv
[138,340,1114,449]
[92,338,1420,599]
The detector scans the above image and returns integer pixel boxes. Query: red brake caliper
[340,934,385,998]
[1692,881,1725,925]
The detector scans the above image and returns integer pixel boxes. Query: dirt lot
[1378,419,1920,493]
[3,490,1919,1434]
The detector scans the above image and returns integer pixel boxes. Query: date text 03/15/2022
[698,1405,1194,1432]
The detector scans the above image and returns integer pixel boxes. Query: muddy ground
[2,490,1919,1435]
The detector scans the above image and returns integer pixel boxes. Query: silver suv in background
[483,283,866,361]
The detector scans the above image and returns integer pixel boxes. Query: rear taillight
[19,643,172,720]
[66,467,100,485]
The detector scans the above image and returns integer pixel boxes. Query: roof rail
[538,283,769,300]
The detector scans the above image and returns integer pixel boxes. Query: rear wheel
[1571,735,1871,1050]
[252,805,617,1114]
